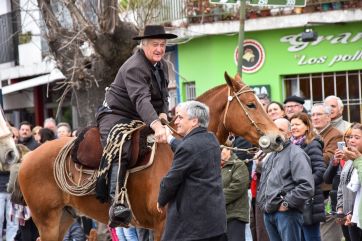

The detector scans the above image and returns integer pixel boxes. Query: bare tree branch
[98,0,118,33]
[63,0,97,41]
[37,0,64,40]
[58,25,87,51]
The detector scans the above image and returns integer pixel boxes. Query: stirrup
[109,203,132,228]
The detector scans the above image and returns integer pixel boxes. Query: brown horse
[0,106,19,169]
[18,72,283,241]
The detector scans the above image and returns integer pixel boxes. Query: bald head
[274,118,291,139]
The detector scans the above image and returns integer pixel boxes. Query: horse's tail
[7,162,26,205]
[11,176,26,205]
[8,144,29,205]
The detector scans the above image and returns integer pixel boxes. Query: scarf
[290,135,306,146]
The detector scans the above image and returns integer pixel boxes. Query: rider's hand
[151,120,167,143]
[157,202,165,214]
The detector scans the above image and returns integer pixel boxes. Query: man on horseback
[95,25,177,227]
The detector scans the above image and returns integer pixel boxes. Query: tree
[37,0,138,127]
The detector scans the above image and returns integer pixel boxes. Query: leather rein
[160,118,184,138]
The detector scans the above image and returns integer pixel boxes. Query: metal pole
[0,88,3,109]
[237,0,246,77]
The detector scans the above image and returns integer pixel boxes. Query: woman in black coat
[290,113,326,241]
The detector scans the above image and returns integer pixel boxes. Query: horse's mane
[197,84,226,101]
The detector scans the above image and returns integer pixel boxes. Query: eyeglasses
[284,104,301,109]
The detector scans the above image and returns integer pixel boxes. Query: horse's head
[0,108,19,168]
[222,72,285,152]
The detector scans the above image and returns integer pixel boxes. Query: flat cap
[283,95,305,105]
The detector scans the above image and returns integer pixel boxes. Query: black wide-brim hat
[133,25,178,40]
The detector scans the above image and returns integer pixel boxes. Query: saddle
[70,126,151,169]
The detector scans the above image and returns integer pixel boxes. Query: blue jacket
[298,138,326,223]
[63,221,85,241]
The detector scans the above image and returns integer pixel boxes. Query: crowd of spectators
[2,91,362,241]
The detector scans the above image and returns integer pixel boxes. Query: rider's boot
[108,162,132,227]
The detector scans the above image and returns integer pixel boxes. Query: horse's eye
[247,103,256,109]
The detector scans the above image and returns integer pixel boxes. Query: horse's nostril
[5,150,15,164]
[275,136,284,145]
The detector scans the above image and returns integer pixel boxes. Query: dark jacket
[319,124,343,191]
[298,138,326,223]
[18,136,38,151]
[158,127,227,241]
[0,171,10,193]
[257,141,315,213]
[323,159,342,211]
[104,49,169,126]
[222,154,250,223]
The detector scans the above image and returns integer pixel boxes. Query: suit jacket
[158,127,227,241]
[105,49,169,126]
[319,124,343,165]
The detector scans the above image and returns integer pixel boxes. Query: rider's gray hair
[177,101,209,128]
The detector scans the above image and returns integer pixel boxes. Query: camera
[301,29,318,42]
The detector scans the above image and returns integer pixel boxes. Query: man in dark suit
[95,25,177,226]
[157,101,227,241]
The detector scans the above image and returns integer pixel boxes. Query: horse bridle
[223,85,265,136]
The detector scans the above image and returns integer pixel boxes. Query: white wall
[18,0,42,65]
[0,0,11,15]
[3,91,34,110]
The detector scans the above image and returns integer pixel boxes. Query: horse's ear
[224,71,240,92]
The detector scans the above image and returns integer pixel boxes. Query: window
[284,70,362,123]
[184,82,196,101]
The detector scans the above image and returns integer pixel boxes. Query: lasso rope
[219,145,259,155]
[54,139,98,196]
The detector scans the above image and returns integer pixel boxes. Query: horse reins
[160,118,184,138]
[223,86,264,137]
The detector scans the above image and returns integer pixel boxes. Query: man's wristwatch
[281,201,288,209]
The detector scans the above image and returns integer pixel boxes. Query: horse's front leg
[153,220,165,241]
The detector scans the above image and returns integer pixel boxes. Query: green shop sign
[280,31,362,68]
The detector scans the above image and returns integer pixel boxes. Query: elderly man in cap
[283,95,305,120]
[95,25,177,227]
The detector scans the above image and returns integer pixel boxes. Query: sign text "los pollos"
[296,49,362,67]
